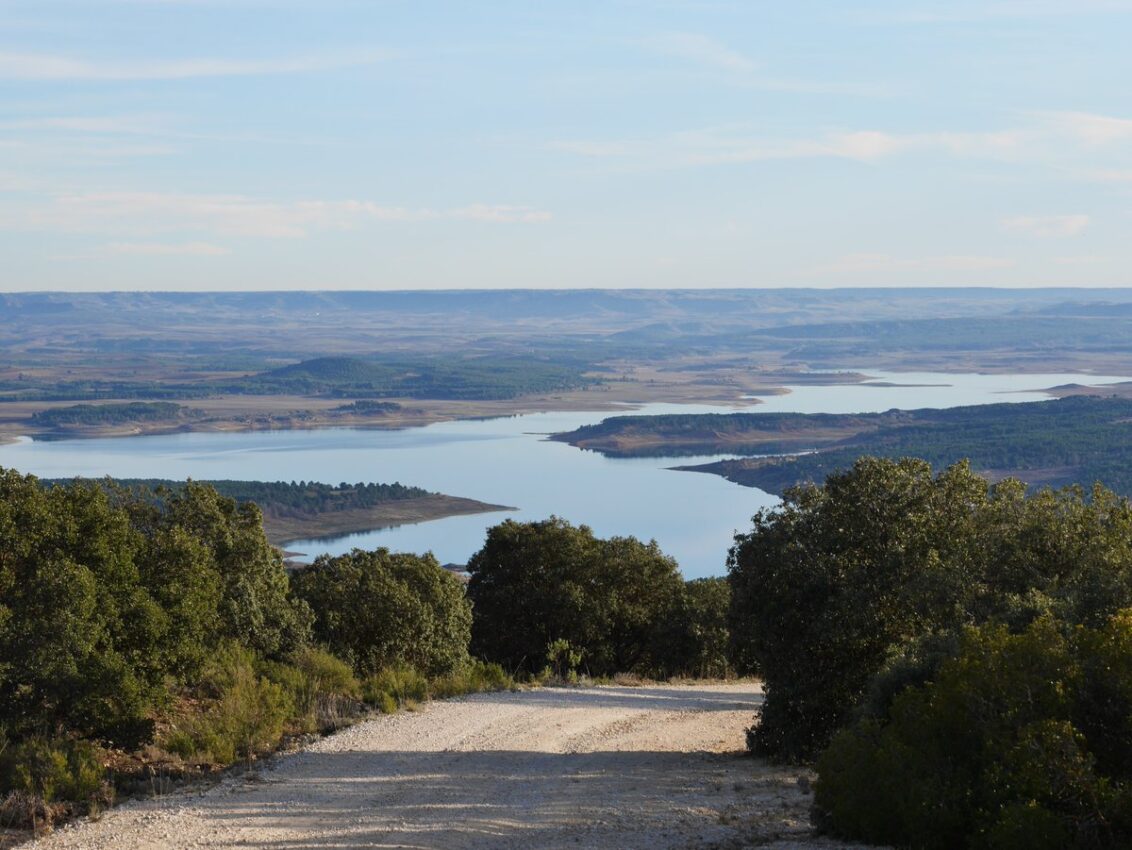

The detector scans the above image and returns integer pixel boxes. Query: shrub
[0,737,106,804]
[362,666,429,710]
[467,518,685,676]
[813,615,1132,849]
[292,549,472,677]
[163,647,291,764]
[657,577,731,678]
[728,458,1132,761]
[429,661,513,699]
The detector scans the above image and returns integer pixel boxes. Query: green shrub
[362,666,429,709]
[0,737,106,803]
[292,549,472,677]
[729,458,1132,761]
[374,692,398,714]
[467,518,685,677]
[164,647,291,763]
[429,661,513,699]
[656,577,731,678]
[814,615,1132,849]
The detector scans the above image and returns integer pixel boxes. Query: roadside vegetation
[0,471,726,834]
[10,450,1132,847]
[729,457,1132,847]
[0,471,512,831]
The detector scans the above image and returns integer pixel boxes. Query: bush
[361,666,429,710]
[292,549,472,677]
[813,615,1132,849]
[257,648,361,733]
[728,458,1132,761]
[0,737,106,804]
[659,577,731,678]
[163,647,291,763]
[429,661,513,699]
[0,470,312,752]
[467,518,685,676]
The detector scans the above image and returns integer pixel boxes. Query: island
[44,478,513,548]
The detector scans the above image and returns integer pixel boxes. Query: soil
[20,683,866,849]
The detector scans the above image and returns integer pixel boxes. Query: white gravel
[24,683,858,849]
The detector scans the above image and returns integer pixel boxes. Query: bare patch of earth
[21,683,868,850]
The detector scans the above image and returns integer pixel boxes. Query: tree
[291,548,471,677]
[814,615,1132,849]
[729,456,1132,762]
[466,517,684,676]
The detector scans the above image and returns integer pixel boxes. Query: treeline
[51,478,434,518]
[30,402,193,428]
[729,458,1132,847]
[0,470,728,829]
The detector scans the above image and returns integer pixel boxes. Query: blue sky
[1,0,1131,291]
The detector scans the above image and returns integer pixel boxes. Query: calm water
[2,370,1129,578]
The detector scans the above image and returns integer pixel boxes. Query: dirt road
[27,683,850,849]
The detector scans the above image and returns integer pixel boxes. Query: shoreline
[264,494,515,549]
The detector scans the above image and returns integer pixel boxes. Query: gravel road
[26,683,853,849]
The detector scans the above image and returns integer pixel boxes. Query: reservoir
[1,370,1129,578]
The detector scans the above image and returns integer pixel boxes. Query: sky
[1,0,1131,292]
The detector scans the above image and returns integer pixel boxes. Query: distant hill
[237,355,595,400]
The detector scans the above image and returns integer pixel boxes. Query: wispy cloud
[877,1,1132,23]
[1001,214,1090,237]
[0,191,552,238]
[640,32,757,73]
[553,126,1024,170]
[1053,255,1105,266]
[816,253,1016,275]
[0,50,391,81]
[0,115,171,134]
[1036,110,1132,145]
[105,241,230,256]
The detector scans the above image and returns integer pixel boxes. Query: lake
[2,370,1129,578]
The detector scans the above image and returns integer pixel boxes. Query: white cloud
[1053,255,1105,265]
[0,191,552,238]
[105,241,230,256]
[553,126,1025,170]
[0,50,390,81]
[1001,214,1090,237]
[1082,169,1132,183]
[641,32,757,73]
[1037,111,1132,145]
[817,253,1016,274]
[450,204,553,223]
[880,1,1132,22]
[0,115,170,134]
